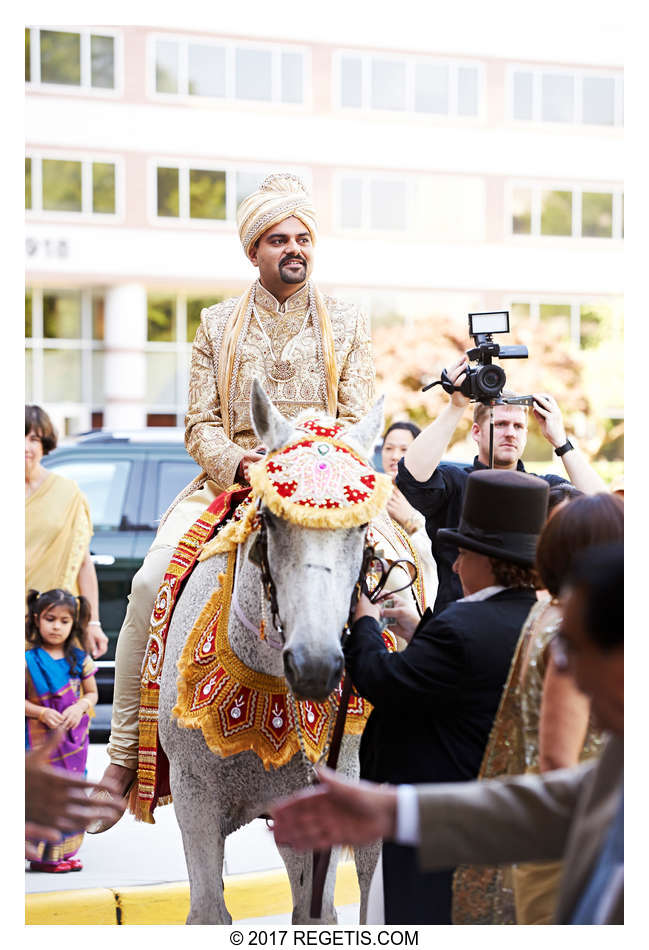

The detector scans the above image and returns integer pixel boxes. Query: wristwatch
[554,439,574,457]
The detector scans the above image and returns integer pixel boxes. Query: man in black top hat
[397,355,606,616]
[344,468,549,925]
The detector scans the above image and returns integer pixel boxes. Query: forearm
[185,414,246,488]
[559,447,607,494]
[417,763,588,870]
[77,553,99,620]
[539,660,590,772]
[25,700,44,720]
[404,403,465,482]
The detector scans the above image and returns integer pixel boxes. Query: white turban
[237,173,318,258]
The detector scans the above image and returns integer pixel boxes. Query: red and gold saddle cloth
[132,485,395,824]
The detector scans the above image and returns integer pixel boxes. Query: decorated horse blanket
[132,484,396,824]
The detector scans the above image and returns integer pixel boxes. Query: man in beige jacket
[272,543,624,924]
[90,173,376,827]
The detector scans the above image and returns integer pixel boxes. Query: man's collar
[256,280,309,313]
[457,585,507,603]
[473,456,526,472]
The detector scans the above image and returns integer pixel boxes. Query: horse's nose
[283,646,344,701]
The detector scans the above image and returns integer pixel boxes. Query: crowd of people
[26,173,623,925]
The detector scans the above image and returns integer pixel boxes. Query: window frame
[506,63,623,127]
[505,180,623,240]
[504,293,623,352]
[332,48,485,120]
[146,31,311,109]
[25,26,123,97]
[147,157,312,228]
[25,149,124,222]
[25,287,105,411]
[332,170,416,234]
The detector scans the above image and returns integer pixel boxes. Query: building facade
[25,26,623,437]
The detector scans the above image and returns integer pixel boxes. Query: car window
[155,460,201,522]
[47,460,132,531]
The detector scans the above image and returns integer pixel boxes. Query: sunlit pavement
[25,743,360,925]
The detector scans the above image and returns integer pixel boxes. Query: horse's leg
[354,840,382,924]
[278,844,341,925]
[170,767,230,925]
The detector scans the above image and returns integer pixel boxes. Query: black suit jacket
[345,587,537,786]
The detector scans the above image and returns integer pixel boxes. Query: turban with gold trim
[237,173,318,258]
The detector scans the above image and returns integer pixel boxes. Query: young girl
[25,588,98,873]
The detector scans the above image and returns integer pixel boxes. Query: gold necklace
[252,299,313,384]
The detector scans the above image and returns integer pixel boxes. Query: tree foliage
[372,312,620,462]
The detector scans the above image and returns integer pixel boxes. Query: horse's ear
[343,396,385,458]
[250,377,294,452]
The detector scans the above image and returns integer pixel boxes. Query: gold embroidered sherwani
[153,281,375,550]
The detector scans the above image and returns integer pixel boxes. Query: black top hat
[437,469,549,567]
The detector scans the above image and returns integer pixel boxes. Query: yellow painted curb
[26,861,361,925]
[26,888,117,925]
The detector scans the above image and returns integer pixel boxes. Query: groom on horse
[90,173,377,829]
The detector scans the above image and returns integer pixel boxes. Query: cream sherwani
[107,281,375,767]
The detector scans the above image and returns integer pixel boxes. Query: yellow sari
[26,473,92,597]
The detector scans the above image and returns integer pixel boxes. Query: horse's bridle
[253,504,420,649]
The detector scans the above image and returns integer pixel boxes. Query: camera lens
[476,364,506,397]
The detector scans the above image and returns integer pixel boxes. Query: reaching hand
[353,592,381,625]
[39,707,64,729]
[379,591,420,643]
[386,488,418,531]
[87,626,109,659]
[26,729,123,837]
[271,765,398,851]
[447,355,471,408]
[238,447,266,484]
[60,701,85,730]
[532,393,567,449]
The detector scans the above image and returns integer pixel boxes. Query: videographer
[397,354,606,615]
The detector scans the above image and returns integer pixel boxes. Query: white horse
[158,380,389,925]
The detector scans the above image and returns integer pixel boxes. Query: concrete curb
[26,861,360,925]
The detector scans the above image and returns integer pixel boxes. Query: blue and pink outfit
[25,646,96,862]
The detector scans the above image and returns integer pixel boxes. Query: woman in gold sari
[452,487,624,925]
[25,406,108,659]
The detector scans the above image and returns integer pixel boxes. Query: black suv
[42,429,201,740]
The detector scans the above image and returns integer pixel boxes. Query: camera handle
[421,368,457,394]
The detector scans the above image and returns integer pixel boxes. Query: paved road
[25,743,360,925]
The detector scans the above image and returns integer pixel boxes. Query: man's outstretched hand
[270,766,398,851]
[25,729,123,856]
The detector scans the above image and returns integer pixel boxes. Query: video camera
[423,311,533,407]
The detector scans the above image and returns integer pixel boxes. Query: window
[512,188,532,234]
[235,48,272,101]
[153,162,309,224]
[43,289,82,338]
[26,28,117,91]
[337,176,409,231]
[143,291,231,422]
[582,192,613,238]
[509,183,623,239]
[189,169,226,219]
[540,190,572,236]
[155,461,202,522]
[147,295,176,342]
[505,296,623,351]
[371,59,406,111]
[24,288,105,410]
[152,35,305,105]
[337,50,482,117]
[188,43,225,97]
[27,154,119,217]
[48,460,131,530]
[509,66,623,126]
[25,158,32,210]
